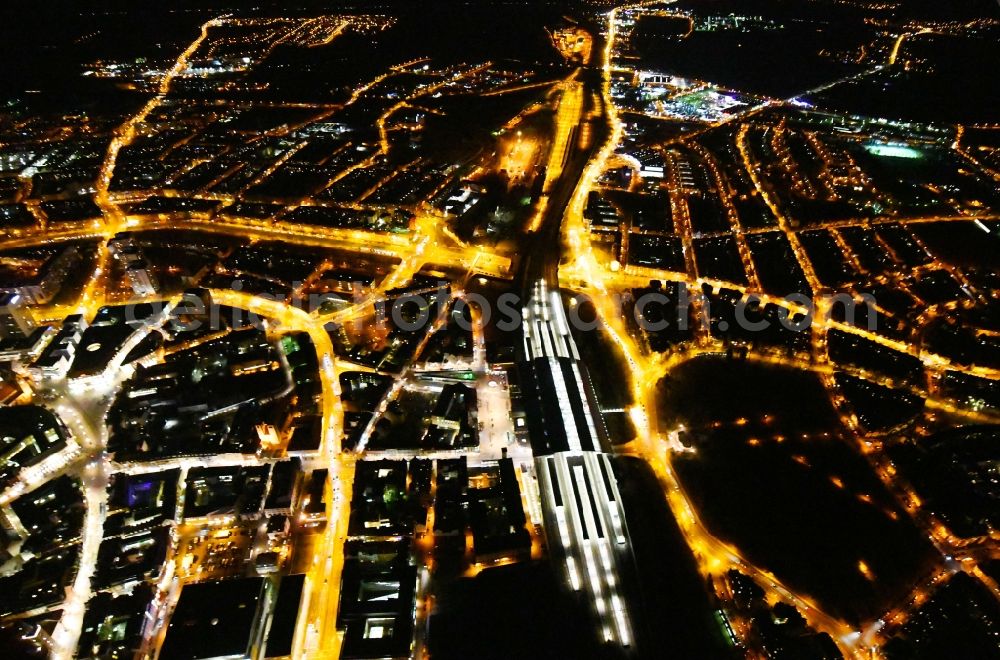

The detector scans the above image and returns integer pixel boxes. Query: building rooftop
[159,577,267,660]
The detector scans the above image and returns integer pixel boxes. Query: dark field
[632,20,871,99]
[658,356,939,623]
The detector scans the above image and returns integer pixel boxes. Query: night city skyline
[0,1,999,659]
